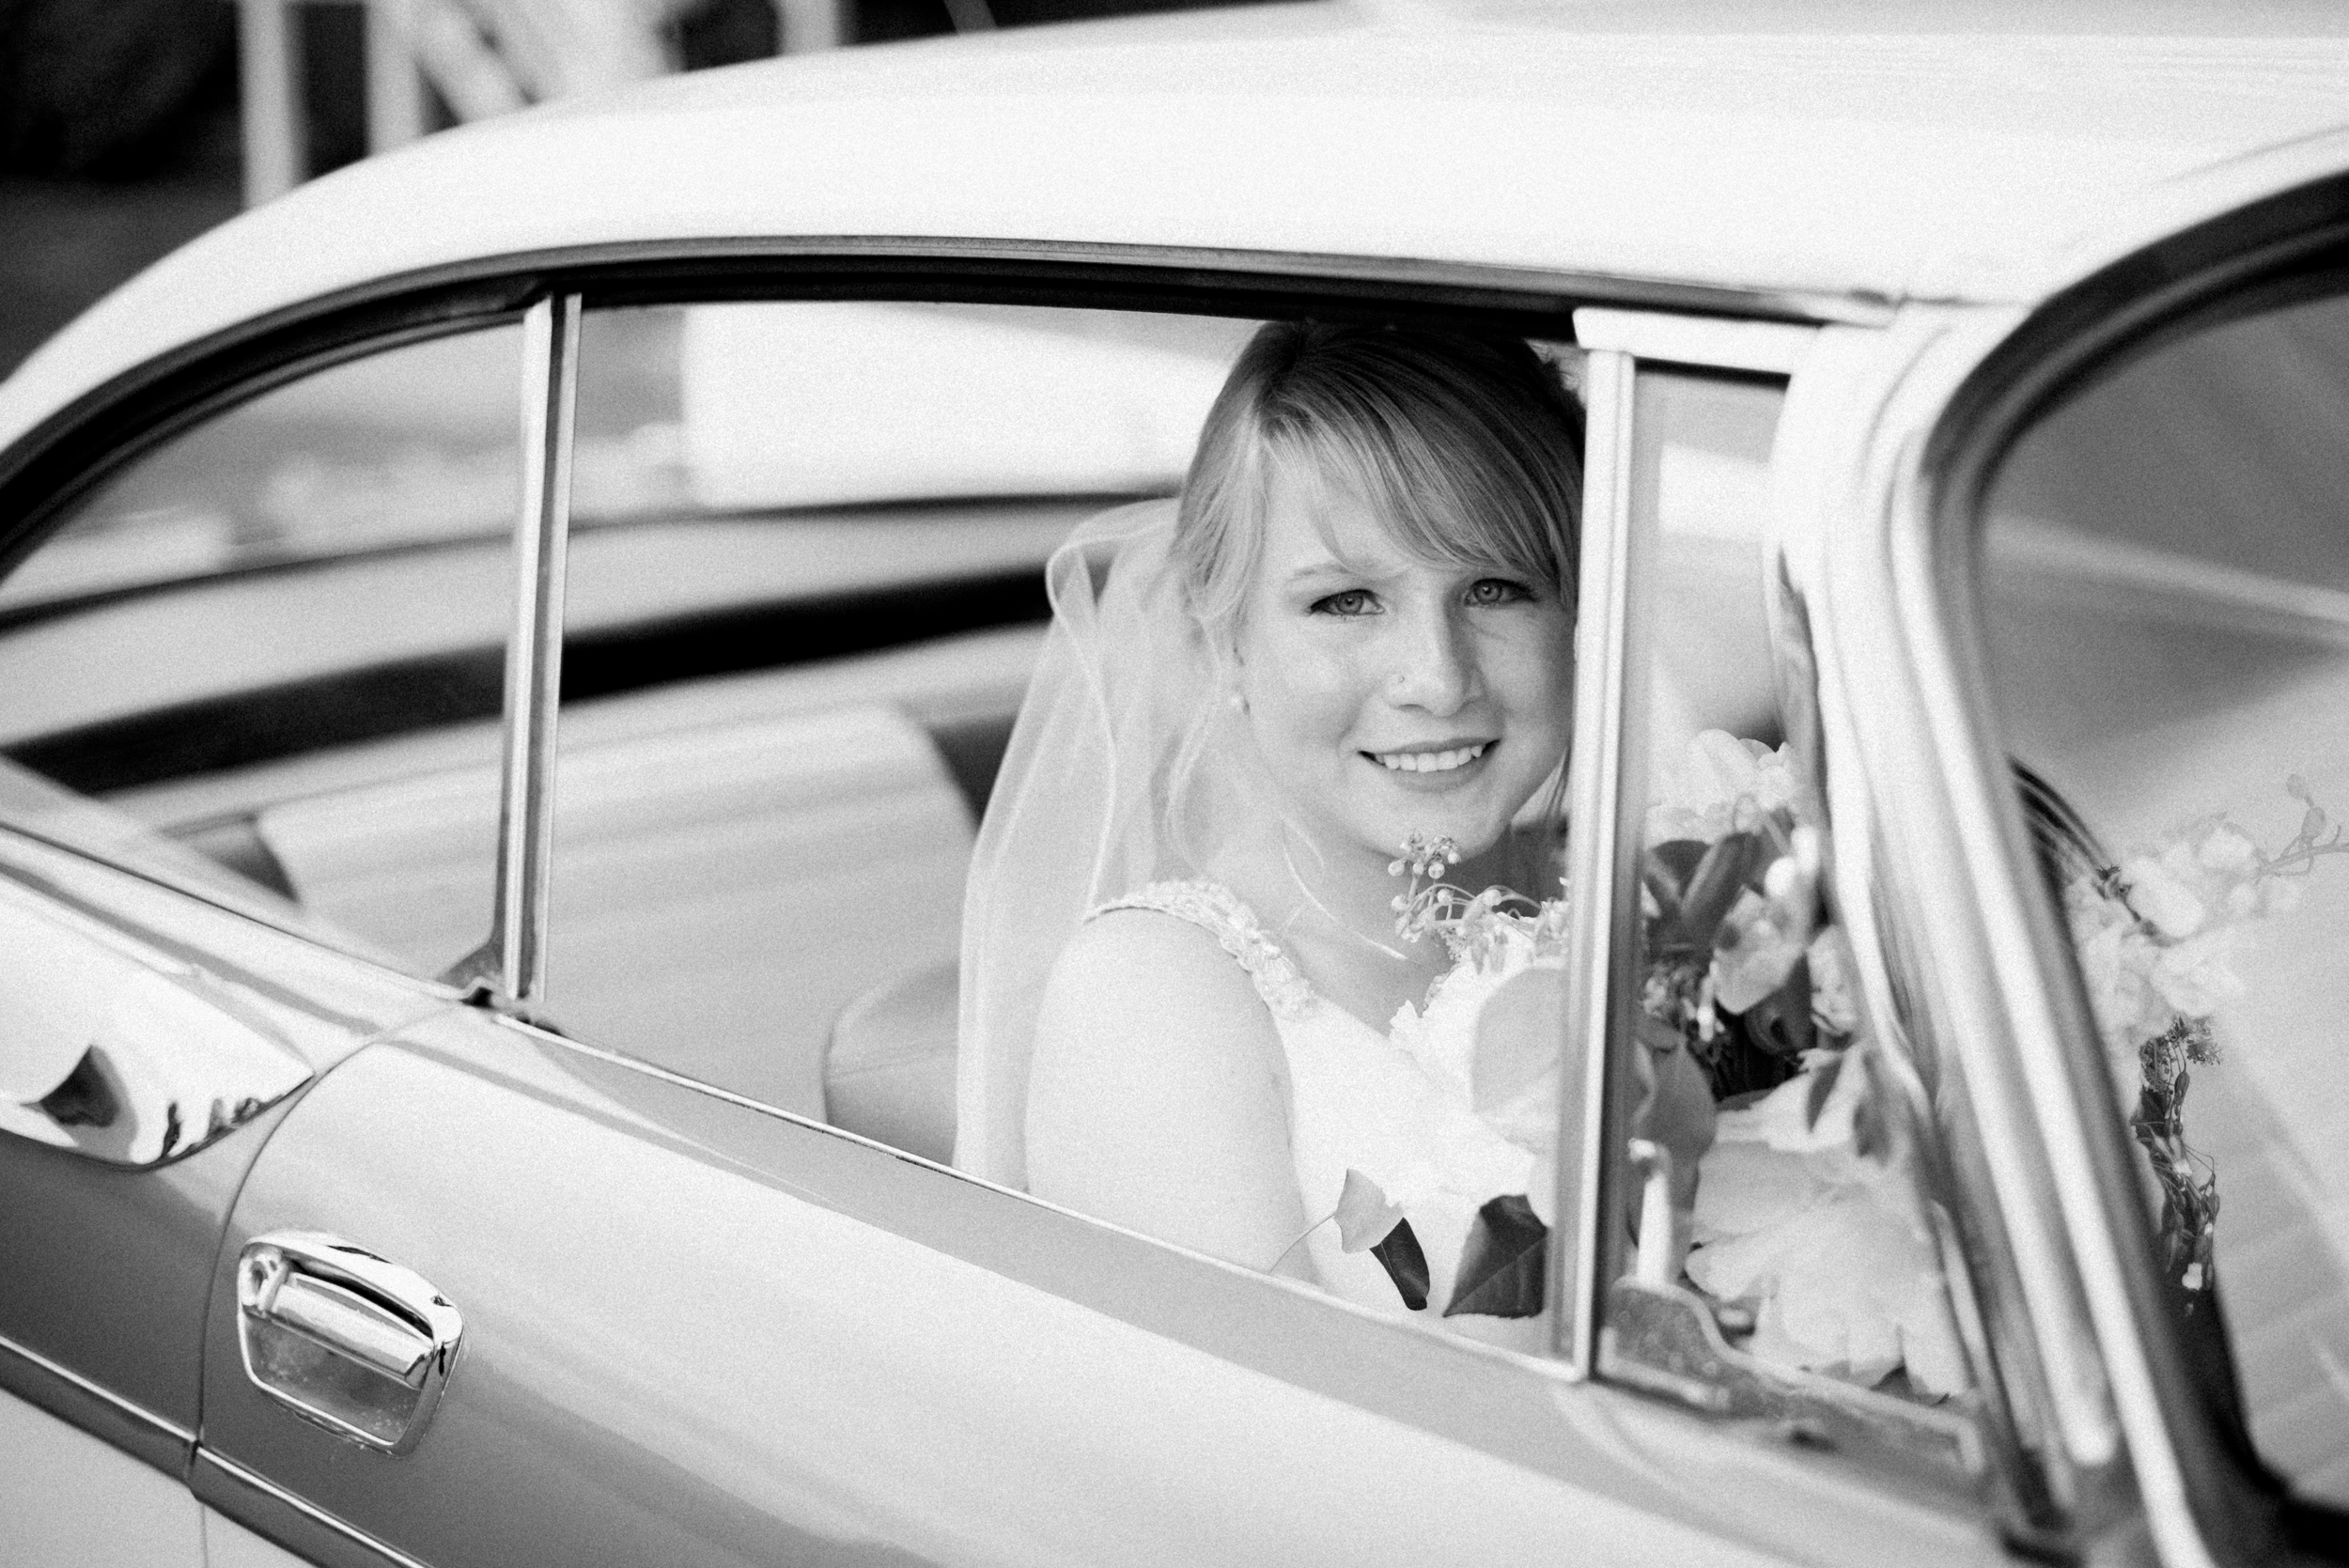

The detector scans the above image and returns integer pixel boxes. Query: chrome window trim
[1556,346,1639,1376]
[1570,309,1818,375]
[443,293,579,1010]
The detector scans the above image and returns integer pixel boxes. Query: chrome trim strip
[1571,308,1819,374]
[194,1448,437,1568]
[1558,347,1639,1376]
[0,1325,194,1447]
[444,292,579,1007]
[502,293,578,1007]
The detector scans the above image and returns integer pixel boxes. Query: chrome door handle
[237,1232,463,1455]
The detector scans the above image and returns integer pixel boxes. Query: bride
[957,321,1714,1327]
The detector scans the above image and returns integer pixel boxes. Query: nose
[1385,601,1476,715]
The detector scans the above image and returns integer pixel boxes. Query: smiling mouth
[1368,741,1492,774]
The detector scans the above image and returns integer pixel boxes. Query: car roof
[7,0,2349,452]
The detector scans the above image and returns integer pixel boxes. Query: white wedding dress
[1092,879,1560,1340]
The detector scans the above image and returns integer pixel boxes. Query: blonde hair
[1174,321,1584,639]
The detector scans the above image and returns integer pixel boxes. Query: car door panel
[197,1004,1998,1568]
[0,829,452,1466]
[0,1094,293,1473]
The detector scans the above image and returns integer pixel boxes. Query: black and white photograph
[2,1,2346,1563]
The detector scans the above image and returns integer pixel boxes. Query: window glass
[1981,286,2349,1508]
[0,325,522,977]
[1604,368,1980,1435]
[544,308,1609,1363]
[548,301,1253,1128]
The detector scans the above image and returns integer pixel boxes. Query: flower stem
[1270,1210,1333,1274]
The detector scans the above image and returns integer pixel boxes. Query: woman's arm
[1025,910,1316,1280]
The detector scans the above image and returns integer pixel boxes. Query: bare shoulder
[1025,907,1304,1267]
[1039,906,1273,1047]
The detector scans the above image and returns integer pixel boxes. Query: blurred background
[0,0,1275,379]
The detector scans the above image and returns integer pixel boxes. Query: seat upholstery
[257,701,975,1119]
[824,959,958,1163]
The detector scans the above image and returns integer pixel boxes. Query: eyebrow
[1283,567,1395,598]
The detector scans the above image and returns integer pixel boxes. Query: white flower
[1687,1058,1968,1396]
[1708,888,1809,1013]
[2066,872,2180,1067]
[2149,927,2245,1018]
[1644,731,1797,847]
[2120,817,2285,941]
[1707,825,1827,1017]
[2120,852,2208,939]
[2195,821,2262,878]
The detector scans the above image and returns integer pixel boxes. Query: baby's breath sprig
[1388,831,1460,882]
[1387,831,1548,960]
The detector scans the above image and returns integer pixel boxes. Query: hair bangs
[1175,321,1584,642]
[1261,409,1565,599]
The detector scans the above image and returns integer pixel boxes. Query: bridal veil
[956,499,1267,1188]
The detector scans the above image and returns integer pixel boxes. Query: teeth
[1377,743,1488,773]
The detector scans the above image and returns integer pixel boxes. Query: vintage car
[3,2,2348,1564]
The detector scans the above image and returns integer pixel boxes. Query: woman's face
[1230,470,1575,866]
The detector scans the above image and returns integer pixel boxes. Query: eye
[1312,589,1380,617]
[1465,578,1534,607]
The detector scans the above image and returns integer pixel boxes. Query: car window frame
[1556,310,1819,1373]
[1912,172,2349,1566]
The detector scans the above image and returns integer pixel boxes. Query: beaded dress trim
[1090,879,1316,1021]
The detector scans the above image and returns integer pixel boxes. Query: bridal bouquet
[1640,732,1859,1101]
[1637,733,1970,1394]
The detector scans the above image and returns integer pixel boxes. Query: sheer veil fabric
[957,499,1270,1187]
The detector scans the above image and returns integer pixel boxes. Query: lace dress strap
[1089,879,1315,1020]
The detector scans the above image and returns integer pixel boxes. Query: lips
[1368,741,1492,774]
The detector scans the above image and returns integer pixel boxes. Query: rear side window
[1981,284,2349,1510]
[0,324,523,974]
